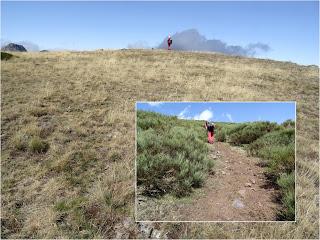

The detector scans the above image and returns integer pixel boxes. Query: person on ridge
[204,121,215,144]
[167,35,173,50]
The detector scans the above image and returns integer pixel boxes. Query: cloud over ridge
[193,109,213,121]
[158,29,270,56]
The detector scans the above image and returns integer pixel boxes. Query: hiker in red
[204,121,215,144]
[167,35,172,50]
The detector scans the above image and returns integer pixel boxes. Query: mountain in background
[1,43,27,52]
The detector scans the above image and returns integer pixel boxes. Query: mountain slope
[1,49,318,238]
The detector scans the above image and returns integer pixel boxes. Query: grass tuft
[28,136,49,153]
[277,172,295,220]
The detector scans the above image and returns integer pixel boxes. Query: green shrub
[138,152,210,197]
[247,128,295,221]
[137,111,176,131]
[282,119,295,129]
[28,137,49,153]
[247,129,294,156]
[1,52,14,60]
[259,144,295,178]
[215,128,226,142]
[226,123,248,135]
[137,111,213,197]
[277,172,295,220]
[247,129,295,179]
[228,121,279,145]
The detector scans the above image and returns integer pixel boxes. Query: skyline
[136,102,296,124]
[1,1,319,65]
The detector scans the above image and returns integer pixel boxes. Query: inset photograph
[136,102,296,222]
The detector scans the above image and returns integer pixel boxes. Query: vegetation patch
[277,172,295,220]
[11,126,50,154]
[247,129,295,178]
[51,149,98,187]
[11,133,28,151]
[54,197,96,237]
[28,136,49,153]
[1,52,14,60]
[29,107,51,117]
[137,111,213,197]
[216,120,295,220]
[228,122,280,145]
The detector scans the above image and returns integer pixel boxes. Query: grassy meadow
[1,49,319,238]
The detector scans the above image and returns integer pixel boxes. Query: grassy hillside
[1,50,319,238]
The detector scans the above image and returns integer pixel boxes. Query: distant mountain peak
[1,43,27,52]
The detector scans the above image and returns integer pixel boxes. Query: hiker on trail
[204,121,215,144]
[167,35,172,50]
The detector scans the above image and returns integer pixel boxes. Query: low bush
[137,111,213,197]
[1,52,14,60]
[277,172,295,220]
[262,144,295,178]
[215,128,227,142]
[247,129,294,156]
[282,119,295,129]
[228,121,280,145]
[247,128,295,220]
[214,123,236,142]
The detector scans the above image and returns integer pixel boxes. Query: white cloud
[178,105,191,119]
[127,41,151,49]
[222,113,233,122]
[226,113,233,122]
[193,109,213,121]
[147,102,163,107]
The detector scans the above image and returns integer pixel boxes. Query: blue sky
[136,102,296,124]
[1,1,318,65]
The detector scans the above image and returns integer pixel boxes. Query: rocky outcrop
[1,43,27,52]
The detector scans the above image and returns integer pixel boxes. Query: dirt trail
[178,142,281,221]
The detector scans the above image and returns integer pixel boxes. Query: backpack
[207,123,215,132]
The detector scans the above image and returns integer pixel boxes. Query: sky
[1,1,319,65]
[136,102,296,124]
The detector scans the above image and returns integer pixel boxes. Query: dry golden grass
[1,49,319,238]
